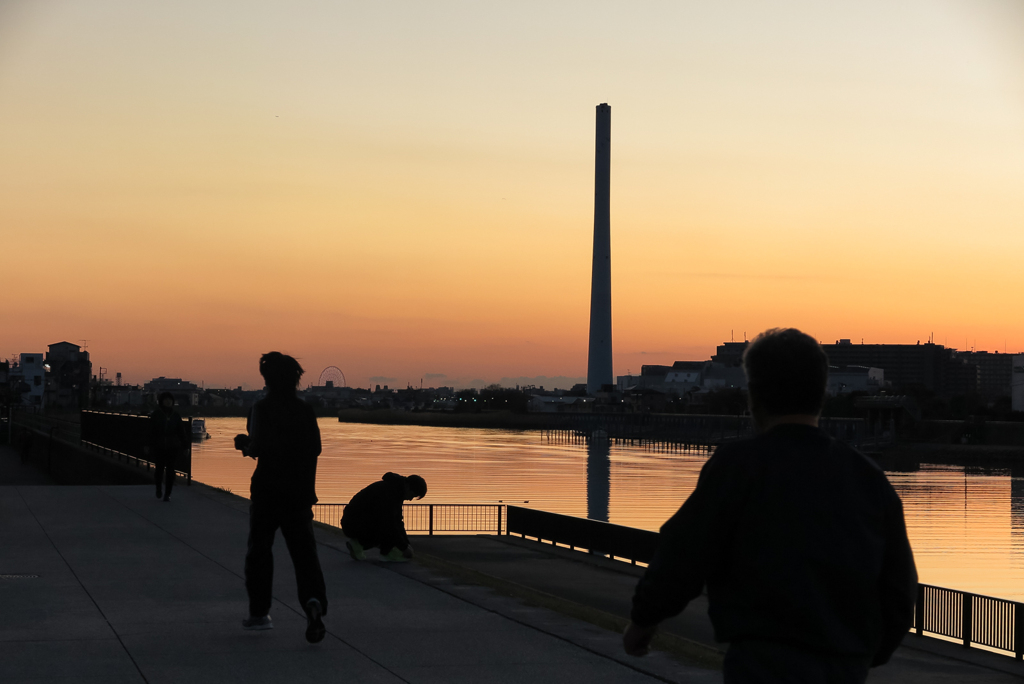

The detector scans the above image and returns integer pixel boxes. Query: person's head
[404,474,427,501]
[742,328,828,425]
[259,352,304,395]
[158,392,175,410]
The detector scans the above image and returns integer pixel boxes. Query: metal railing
[12,412,81,444]
[505,505,658,565]
[915,584,1024,658]
[79,410,192,484]
[313,503,505,535]
[505,506,1024,660]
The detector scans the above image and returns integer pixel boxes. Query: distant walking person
[342,472,427,562]
[145,392,188,502]
[234,352,328,643]
[623,328,917,683]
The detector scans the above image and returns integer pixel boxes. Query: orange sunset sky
[3,1,1024,389]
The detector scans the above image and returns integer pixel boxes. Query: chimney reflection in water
[587,439,611,522]
[1012,475,1024,539]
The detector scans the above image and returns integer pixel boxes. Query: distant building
[14,353,46,407]
[144,377,201,407]
[818,340,951,392]
[827,366,884,396]
[959,351,1013,401]
[665,361,705,390]
[624,337,1014,406]
[819,340,1017,399]
[617,360,745,394]
[616,364,675,393]
[528,395,594,413]
[711,342,748,368]
[701,364,747,391]
[1013,355,1024,413]
[45,342,91,409]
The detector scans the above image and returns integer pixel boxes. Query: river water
[192,417,1024,601]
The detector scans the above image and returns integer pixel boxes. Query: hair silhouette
[260,352,304,395]
[743,328,828,416]
[407,474,427,499]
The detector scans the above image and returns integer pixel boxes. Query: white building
[617,361,747,394]
[664,361,705,394]
[15,353,46,407]
[1012,354,1024,412]
[827,366,885,396]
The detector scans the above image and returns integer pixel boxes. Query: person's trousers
[154,460,175,497]
[341,522,401,554]
[245,502,328,618]
[724,640,870,684]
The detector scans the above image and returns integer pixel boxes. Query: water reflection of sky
[193,418,1024,601]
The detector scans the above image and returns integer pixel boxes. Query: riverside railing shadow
[79,410,192,485]
[503,505,1024,660]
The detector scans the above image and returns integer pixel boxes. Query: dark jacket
[247,394,322,508]
[148,408,189,464]
[631,424,917,666]
[341,472,410,551]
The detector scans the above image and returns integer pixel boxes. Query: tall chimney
[587,103,613,395]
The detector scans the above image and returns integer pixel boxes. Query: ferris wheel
[317,366,347,388]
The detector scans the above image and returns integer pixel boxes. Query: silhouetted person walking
[234,352,328,643]
[342,472,427,562]
[145,392,188,502]
[624,328,917,683]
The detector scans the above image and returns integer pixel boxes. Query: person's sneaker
[346,540,366,561]
[242,615,273,630]
[304,599,325,644]
[162,495,170,502]
[381,548,408,563]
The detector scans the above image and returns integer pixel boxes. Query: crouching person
[342,473,427,562]
[234,352,328,643]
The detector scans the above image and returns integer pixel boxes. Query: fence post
[497,505,503,535]
[1015,602,1024,660]
[962,592,972,648]
[429,504,434,536]
[915,584,925,636]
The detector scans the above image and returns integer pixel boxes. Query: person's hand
[623,622,657,657]
[403,545,415,559]
[234,434,251,453]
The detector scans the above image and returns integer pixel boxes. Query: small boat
[192,417,210,440]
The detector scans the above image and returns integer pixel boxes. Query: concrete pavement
[0,481,717,684]
[409,535,1024,682]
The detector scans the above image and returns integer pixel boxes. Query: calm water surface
[192,418,1024,601]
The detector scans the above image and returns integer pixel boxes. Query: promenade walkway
[3,442,1022,683]
[0,479,716,682]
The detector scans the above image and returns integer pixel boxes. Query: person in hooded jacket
[342,472,427,562]
[233,352,328,643]
[145,392,189,502]
[623,329,917,683]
